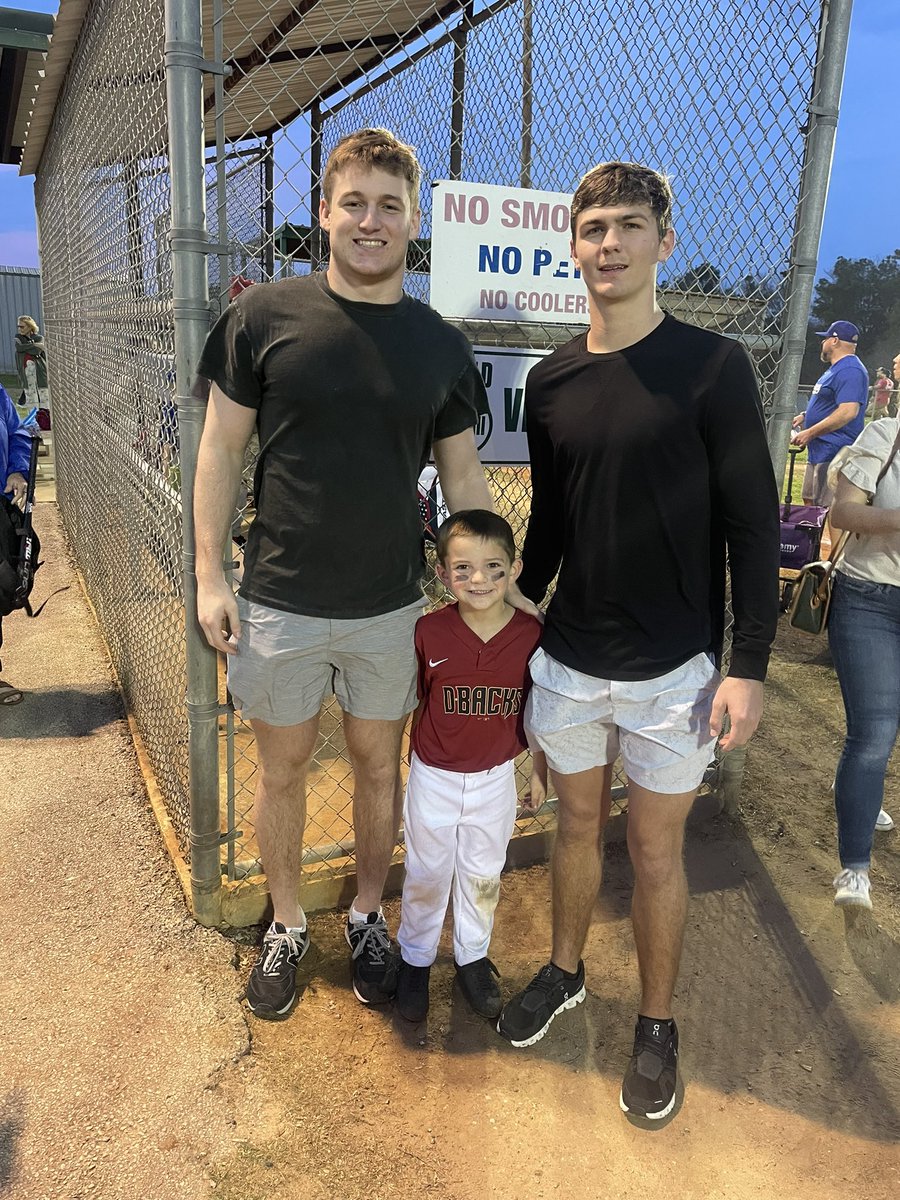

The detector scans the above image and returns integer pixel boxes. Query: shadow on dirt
[435,813,900,1143]
[225,787,900,1146]
[0,1090,26,1195]
[842,907,900,1002]
[0,686,123,739]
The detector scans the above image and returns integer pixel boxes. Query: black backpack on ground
[0,494,41,619]
[0,436,41,622]
[0,433,67,669]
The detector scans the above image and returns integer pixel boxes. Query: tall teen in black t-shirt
[497,162,780,1122]
[193,130,532,1022]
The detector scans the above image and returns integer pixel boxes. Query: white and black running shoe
[496,961,585,1047]
[619,1017,679,1120]
[245,921,309,1020]
[345,912,398,1004]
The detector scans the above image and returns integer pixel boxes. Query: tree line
[662,249,900,385]
[800,251,900,384]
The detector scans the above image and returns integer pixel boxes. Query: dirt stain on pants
[471,875,501,917]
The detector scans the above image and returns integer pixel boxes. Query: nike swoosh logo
[429,657,449,667]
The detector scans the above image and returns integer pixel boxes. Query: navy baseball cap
[815,320,859,342]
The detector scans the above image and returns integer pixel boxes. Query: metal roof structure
[18,0,472,173]
[203,0,469,142]
[0,5,53,165]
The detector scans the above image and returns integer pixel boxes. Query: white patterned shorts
[524,647,721,795]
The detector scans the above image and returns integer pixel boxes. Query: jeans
[828,573,900,869]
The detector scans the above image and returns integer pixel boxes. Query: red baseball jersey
[411,604,543,772]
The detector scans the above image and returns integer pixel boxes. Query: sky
[1,0,897,283]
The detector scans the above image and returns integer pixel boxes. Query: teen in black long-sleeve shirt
[519,314,780,682]
[497,161,781,1124]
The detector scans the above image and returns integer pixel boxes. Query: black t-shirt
[198,273,486,617]
[518,315,780,682]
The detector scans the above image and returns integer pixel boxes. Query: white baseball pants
[398,752,518,967]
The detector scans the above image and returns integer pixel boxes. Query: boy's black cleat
[345,911,398,1004]
[395,959,431,1022]
[496,960,585,1046]
[245,921,310,1020]
[456,956,502,1018]
[619,1016,679,1120]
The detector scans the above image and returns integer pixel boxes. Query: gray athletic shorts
[227,596,423,726]
[524,647,721,794]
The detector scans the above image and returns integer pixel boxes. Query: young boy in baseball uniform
[395,510,545,1021]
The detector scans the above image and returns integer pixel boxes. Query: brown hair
[571,162,673,238]
[322,128,421,206]
[436,509,516,566]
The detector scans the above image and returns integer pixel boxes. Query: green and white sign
[472,346,549,464]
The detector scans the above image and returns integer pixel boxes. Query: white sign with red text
[430,181,588,324]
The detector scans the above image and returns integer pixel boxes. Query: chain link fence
[32,0,847,924]
[35,0,192,837]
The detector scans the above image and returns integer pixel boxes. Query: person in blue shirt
[792,320,868,505]
[1,384,31,705]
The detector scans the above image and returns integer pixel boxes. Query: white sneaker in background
[833,869,872,909]
[830,779,893,832]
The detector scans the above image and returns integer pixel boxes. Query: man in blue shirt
[792,320,867,505]
[1,384,31,705]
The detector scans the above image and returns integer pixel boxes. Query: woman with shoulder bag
[826,417,900,909]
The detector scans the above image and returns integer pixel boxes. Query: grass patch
[782,449,806,505]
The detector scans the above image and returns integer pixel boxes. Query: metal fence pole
[520,0,533,189]
[449,3,473,180]
[264,133,275,280]
[310,103,324,271]
[164,0,223,926]
[767,0,854,483]
[212,0,229,311]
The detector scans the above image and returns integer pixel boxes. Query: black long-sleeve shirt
[518,315,780,682]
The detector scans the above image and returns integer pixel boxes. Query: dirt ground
[2,503,899,1200]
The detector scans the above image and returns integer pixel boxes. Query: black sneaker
[619,1017,679,1120]
[345,911,398,1004]
[456,957,502,1018]
[245,921,309,1020]
[496,960,585,1047]
[395,959,431,1022]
